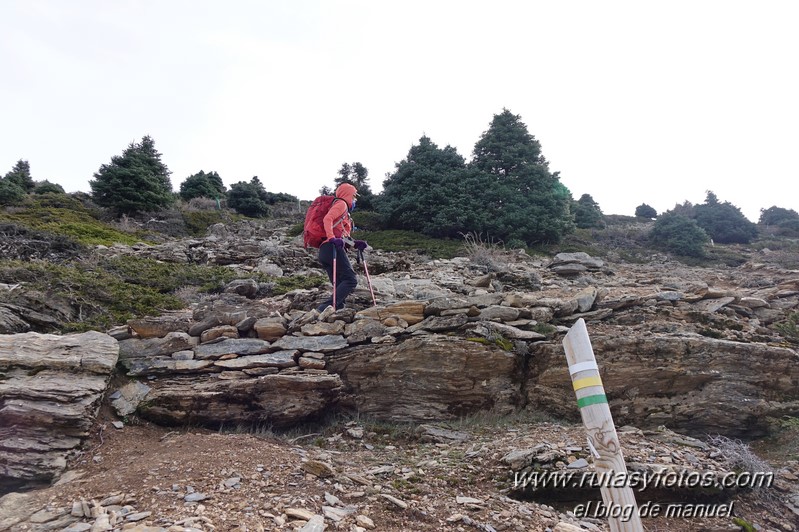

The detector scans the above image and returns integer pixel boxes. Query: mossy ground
[0,257,326,332]
[356,229,465,259]
[0,194,151,246]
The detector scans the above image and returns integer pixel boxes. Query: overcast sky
[2,1,797,222]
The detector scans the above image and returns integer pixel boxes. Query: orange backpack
[303,196,345,248]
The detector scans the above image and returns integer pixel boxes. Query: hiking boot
[318,305,336,322]
[292,308,320,328]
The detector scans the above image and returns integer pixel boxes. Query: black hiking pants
[316,242,357,312]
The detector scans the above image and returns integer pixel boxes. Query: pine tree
[693,191,757,244]
[650,213,709,257]
[635,203,657,219]
[0,179,26,205]
[227,176,270,217]
[4,159,34,192]
[90,136,174,215]
[380,136,482,237]
[179,170,226,201]
[574,194,605,228]
[470,109,573,244]
[334,162,375,210]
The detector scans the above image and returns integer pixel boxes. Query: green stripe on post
[577,394,608,408]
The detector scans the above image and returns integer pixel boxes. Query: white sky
[2,1,798,222]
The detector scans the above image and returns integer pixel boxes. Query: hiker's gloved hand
[354,240,368,251]
[328,237,344,249]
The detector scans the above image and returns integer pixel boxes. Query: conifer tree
[334,162,375,210]
[574,194,605,228]
[90,136,174,215]
[693,191,757,244]
[179,170,226,201]
[4,159,34,192]
[470,109,573,244]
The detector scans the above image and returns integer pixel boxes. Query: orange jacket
[323,183,356,241]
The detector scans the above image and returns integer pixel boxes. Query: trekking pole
[332,245,338,310]
[359,249,377,307]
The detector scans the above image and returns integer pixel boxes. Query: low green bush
[33,182,66,195]
[182,210,227,236]
[0,259,184,331]
[776,219,799,237]
[356,229,464,259]
[649,213,709,258]
[0,179,26,205]
[0,256,328,332]
[287,222,304,238]
[775,312,799,345]
[0,197,148,246]
[352,210,384,231]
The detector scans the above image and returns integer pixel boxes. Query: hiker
[315,183,367,312]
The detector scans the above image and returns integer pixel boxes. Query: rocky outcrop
[4,224,799,497]
[327,336,521,420]
[139,373,344,428]
[0,331,119,492]
[549,252,606,276]
[0,289,76,334]
[102,263,799,440]
[528,332,799,437]
[96,220,311,271]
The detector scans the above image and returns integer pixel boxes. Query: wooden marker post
[563,318,644,532]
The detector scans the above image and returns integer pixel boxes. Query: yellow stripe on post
[572,375,603,391]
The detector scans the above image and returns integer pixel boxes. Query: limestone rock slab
[0,331,118,492]
[327,335,519,421]
[138,373,344,428]
[527,331,799,437]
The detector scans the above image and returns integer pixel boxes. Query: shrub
[759,206,799,226]
[355,229,463,259]
[227,177,269,217]
[0,259,185,331]
[705,435,772,491]
[185,196,222,211]
[352,210,384,232]
[461,231,507,272]
[774,312,799,344]
[776,219,799,237]
[693,192,757,244]
[506,238,527,250]
[0,223,84,262]
[0,179,26,205]
[0,198,147,246]
[634,203,657,219]
[179,170,225,201]
[573,194,605,229]
[33,180,66,195]
[27,192,85,210]
[182,210,227,236]
[287,222,304,238]
[649,213,709,257]
[531,323,557,336]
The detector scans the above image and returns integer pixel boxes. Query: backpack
[303,195,345,248]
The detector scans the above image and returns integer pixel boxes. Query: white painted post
[562,318,644,532]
